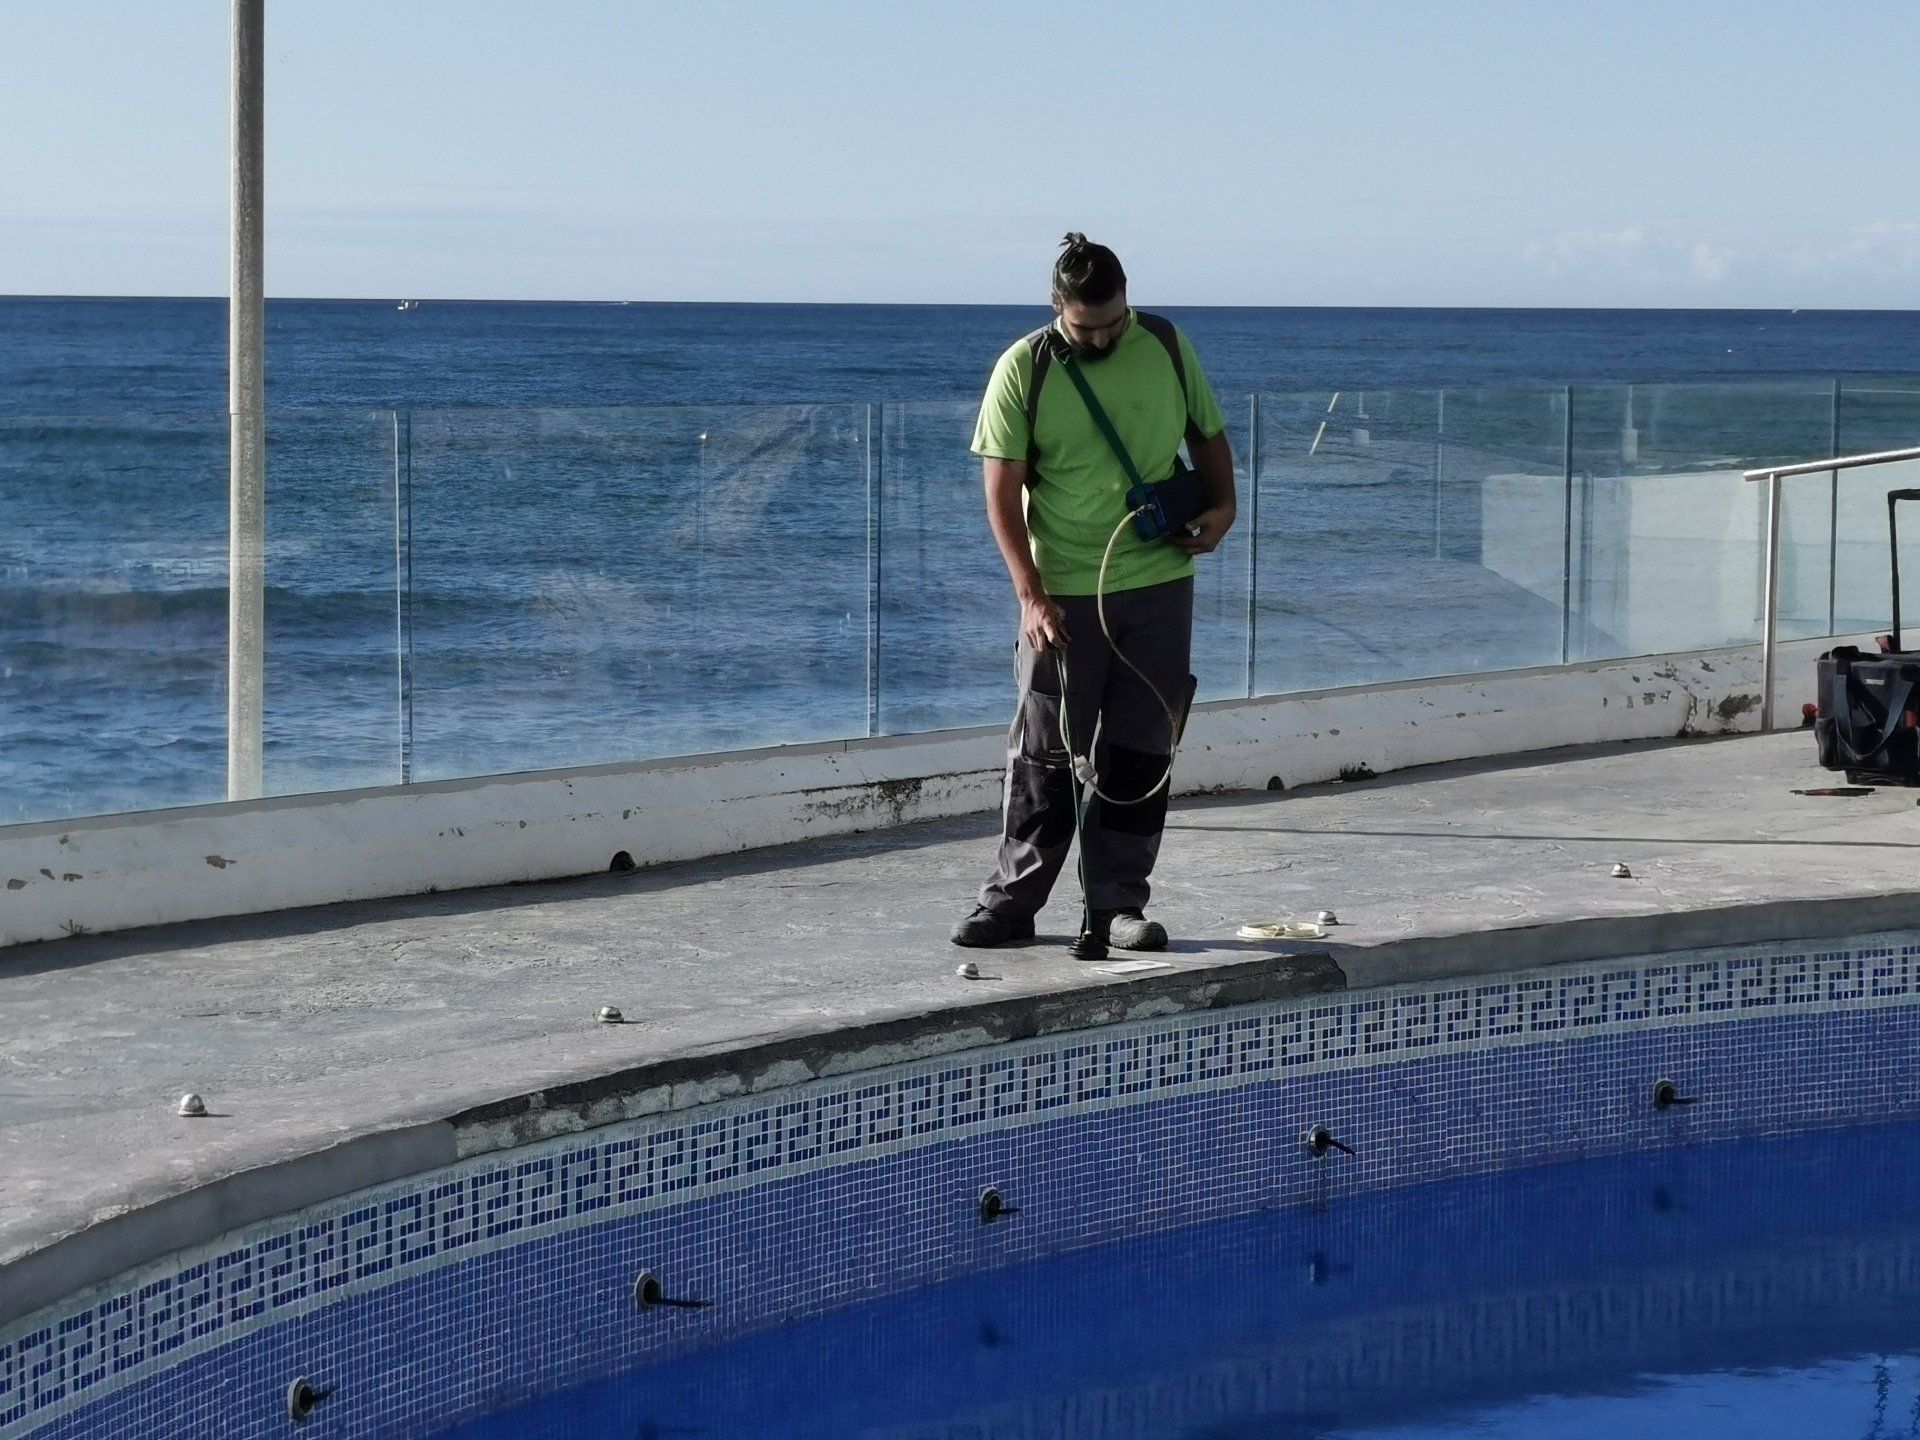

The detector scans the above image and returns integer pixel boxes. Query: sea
[4,298,1919,824]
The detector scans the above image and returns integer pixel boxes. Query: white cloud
[1522,226,1731,290]
[1521,227,1648,279]
[1688,243,1728,282]
[1834,220,1920,277]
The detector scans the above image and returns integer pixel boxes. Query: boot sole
[949,921,1036,948]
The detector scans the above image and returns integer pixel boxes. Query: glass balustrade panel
[1567,382,1836,662]
[263,410,403,796]
[1252,387,1567,694]
[405,405,869,781]
[1835,381,1920,644]
[0,413,231,825]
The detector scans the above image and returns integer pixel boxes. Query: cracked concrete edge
[444,951,1347,1152]
[0,1121,457,1333]
[0,951,1344,1331]
[13,887,1920,1334]
[1332,892,1920,991]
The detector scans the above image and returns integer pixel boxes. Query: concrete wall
[0,640,1840,949]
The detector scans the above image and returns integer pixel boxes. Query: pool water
[441,1118,1920,1439]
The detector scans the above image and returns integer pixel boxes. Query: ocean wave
[0,582,398,631]
[0,583,227,622]
[0,418,222,446]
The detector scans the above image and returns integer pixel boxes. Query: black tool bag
[1815,488,1920,785]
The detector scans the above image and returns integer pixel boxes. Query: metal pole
[1559,387,1573,665]
[395,410,414,784]
[1244,393,1259,698]
[1760,471,1783,731]
[1827,378,1840,637]
[227,0,266,801]
[865,403,881,737]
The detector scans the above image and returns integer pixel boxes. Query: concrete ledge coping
[0,950,1344,1327]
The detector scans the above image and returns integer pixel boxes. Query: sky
[3,0,1917,308]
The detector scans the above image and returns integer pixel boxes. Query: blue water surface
[4,298,1920,412]
[4,299,1919,825]
[440,1119,1920,1439]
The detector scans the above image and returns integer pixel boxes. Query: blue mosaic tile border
[7,931,1920,1439]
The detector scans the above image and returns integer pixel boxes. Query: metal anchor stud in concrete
[1303,1125,1356,1158]
[286,1378,334,1423]
[598,1006,624,1024]
[1611,863,1633,879]
[632,1270,711,1310]
[1652,1078,1698,1111]
[978,1186,1020,1223]
[176,1093,207,1118]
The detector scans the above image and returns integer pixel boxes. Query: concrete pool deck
[5,729,1920,1324]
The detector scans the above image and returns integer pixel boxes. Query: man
[951,233,1236,952]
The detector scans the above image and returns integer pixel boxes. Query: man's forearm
[983,460,1045,600]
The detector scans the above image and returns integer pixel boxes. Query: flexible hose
[1054,507,1184,807]
[1052,648,1103,955]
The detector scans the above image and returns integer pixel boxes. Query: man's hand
[1020,592,1071,652]
[1169,505,1234,556]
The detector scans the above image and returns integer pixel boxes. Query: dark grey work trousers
[979,576,1194,919]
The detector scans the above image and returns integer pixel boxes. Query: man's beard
[1055,318,1122,363]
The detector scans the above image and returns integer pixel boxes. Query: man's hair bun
[1052,233,1125,305]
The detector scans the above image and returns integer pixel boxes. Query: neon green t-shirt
[970,311,1226,596]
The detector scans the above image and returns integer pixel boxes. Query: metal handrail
[1744,445,1920,730]
[1742,446,1920,483]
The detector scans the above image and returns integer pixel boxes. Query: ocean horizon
[4,298,1919,414]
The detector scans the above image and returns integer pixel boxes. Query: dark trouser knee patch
[1009,756,1077,847]
[1097,745,1170,836]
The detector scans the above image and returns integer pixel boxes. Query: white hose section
[1055,507,1184,807]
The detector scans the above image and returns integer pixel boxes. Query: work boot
[950,905,1036,948]
[1100,909,1168,951]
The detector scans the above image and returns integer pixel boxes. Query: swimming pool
[452,1120,1920,1438]
[7,929,1919,1439]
